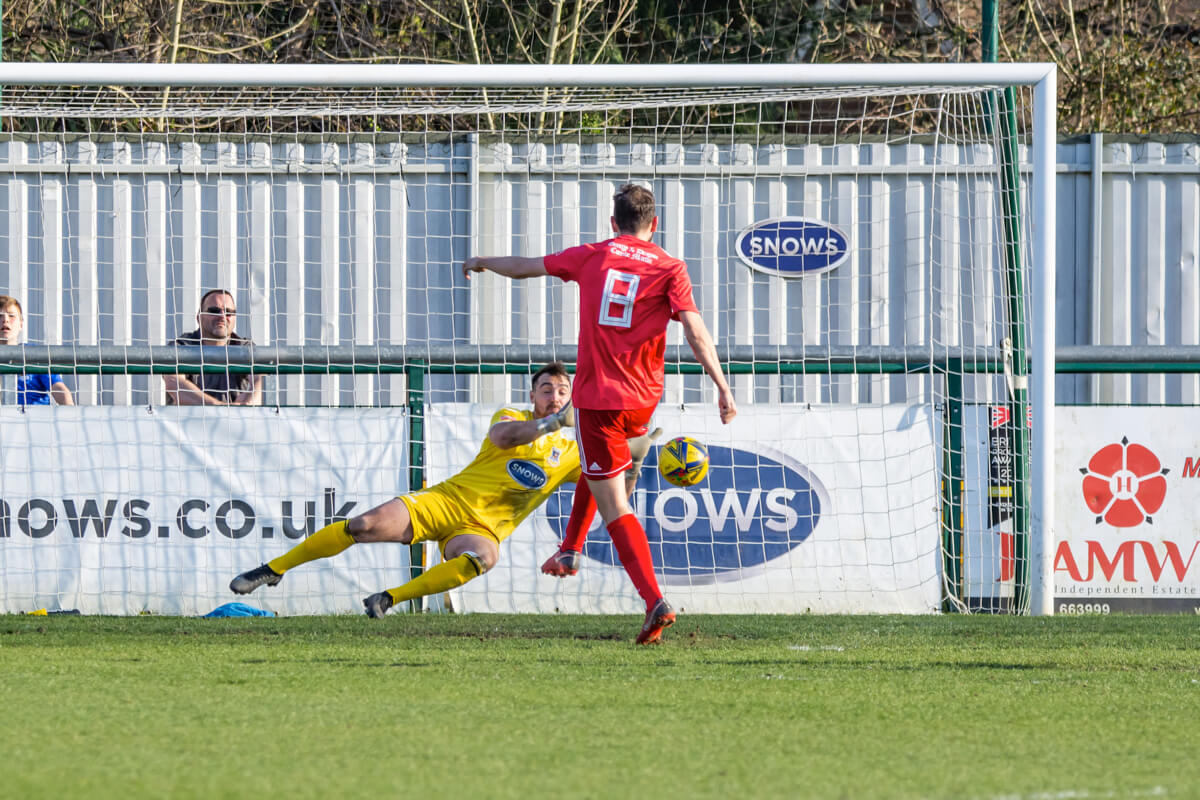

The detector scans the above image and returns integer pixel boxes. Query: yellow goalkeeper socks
[268,520,355,574]
[386,552,484,604]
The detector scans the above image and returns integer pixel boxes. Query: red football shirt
[544,235,698,410]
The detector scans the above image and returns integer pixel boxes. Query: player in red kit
[463,183,737,644]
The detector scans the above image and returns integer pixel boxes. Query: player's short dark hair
[0,295,21,317]
[612,183,656,234]
[199,288,234,310]
[531,361,570,389]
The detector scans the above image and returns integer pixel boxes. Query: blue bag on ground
[203,602,275,618]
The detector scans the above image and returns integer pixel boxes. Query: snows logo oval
[545,445,827,583]
[734,217,849,278]
[507,459,548,489]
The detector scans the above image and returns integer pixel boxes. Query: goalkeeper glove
[535,402,574,435]
[626,427,664,485]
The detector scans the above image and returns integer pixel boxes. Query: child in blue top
[1,295,74,406]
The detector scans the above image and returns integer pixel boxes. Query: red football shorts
[574,406,655,479]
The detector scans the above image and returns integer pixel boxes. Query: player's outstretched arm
[678,310,737,424]
[463,255,548,281]
[488,403,574,449]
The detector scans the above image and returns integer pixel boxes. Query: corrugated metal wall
[1055,136,1200,404]
[0,134,1196,406]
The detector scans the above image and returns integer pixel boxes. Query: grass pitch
[1,613,1196,799]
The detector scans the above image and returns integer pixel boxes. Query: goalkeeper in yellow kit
[229,362,585,617]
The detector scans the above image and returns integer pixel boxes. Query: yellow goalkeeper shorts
[398,486,501,552]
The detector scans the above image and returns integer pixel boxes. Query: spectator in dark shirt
[0,294,74,406]
[165,289,263,406]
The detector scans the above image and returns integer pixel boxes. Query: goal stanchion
[0,63,1055,616]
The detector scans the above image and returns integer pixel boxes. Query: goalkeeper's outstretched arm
[488,403,573,449]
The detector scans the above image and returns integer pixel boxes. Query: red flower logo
[1080,437,1168,527]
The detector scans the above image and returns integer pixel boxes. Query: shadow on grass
[830,659,1044,671]
[241,656,434,668]
[699,656,1046,671]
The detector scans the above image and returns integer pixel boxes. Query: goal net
[0,64,1056,616]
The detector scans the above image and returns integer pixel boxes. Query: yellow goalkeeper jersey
[436,407,581,537]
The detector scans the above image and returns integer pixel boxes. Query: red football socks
[606,513,662,609]
[559,479,597,553]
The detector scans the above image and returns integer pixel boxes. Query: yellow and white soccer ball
[657,436,710,487]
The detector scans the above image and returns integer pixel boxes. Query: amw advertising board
[1053,407,1200,614]
[965,405,1200,614]
[431,404,943,615]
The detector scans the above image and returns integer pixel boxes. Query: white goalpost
[0,63,1055,616]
